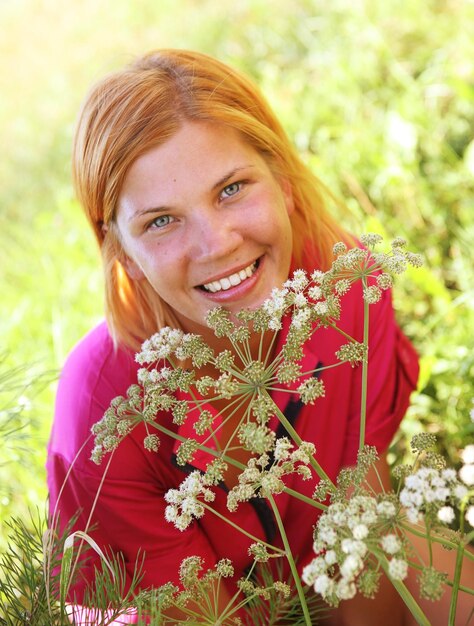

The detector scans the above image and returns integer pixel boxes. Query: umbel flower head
[164,471,216,531]
[302,494,406,606]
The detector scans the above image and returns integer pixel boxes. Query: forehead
[118,121,268,208]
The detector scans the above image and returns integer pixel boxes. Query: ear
[121,255,146,281]
[279,176,295,216]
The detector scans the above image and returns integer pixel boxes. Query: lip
[196,256,264,302]
[197,258,260,287]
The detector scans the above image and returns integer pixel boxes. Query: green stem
[399,522,474,562]
[448,503,467,626]
[267,494,312,626]
[203,501,285,555]
[265,392,334,486]
[358,278,370,454]
[378,556,431,626]
[283,486,327,510]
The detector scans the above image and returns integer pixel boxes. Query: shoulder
[49,321,139,463]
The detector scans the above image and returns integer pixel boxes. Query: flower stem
[266,392,334,486]
[267,494,312,626]
[358,278,370,454]
[378,556,430,626]
[448,503,467,625]
[203,502,285,555]
[283,486,328,511]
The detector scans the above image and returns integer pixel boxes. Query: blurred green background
[1,0,473,545]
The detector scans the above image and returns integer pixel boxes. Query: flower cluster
[302,495,405,606]
[164,471,216,531]
[227,440,316,512]
[399,466,469,524]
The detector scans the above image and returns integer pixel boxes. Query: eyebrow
[128,165,255,222]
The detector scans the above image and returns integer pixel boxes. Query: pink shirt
[47,283,419,603]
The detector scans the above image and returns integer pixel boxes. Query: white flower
[461,445,474,464]
[325,550,337,565]
[377,500,396,518]
[340,555,363,579]
[466,506,474,527]
[302,557,327,585]
[388,558,408,581]
[380,534,401,555]
[164,471,215,531]
[459,464,474,486]
[319,526,337,546]
[442,468,457,481]
[314,574,333,595]
[406,507,422,524]
[336,578,357,600]
[437,506,455,524]
[353,523,369,540]
[454,484,468,500]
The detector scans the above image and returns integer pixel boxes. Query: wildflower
[274,437,293,461]
[165,471,215,531]
[410,432,436,453]
[340,555,364,578]
[352,524,369,540]
[376,500,397,519]
[336,578,357,600]
[314,574,333,596]
[248,543,270,562]
[388,558,408,581]
[203,458,227,486]
[176,439,199,466]
[193,409,214,435]
[214,373,239,399]
[216,559,234,578]
[143,434,160,452]
[461,445,474,465]
[333,242,347,256]
[238,422,275,454]
[419,566,447,601]
[391,237,407,249]
[325,550,337,565]
[205,307,235,337]
[466,506,474,527]
[376,273,393,290]
[406,251,423,267]
[399,466,465,524]
[363,285,382,304]
[171,400,189,425]
[437,506,455,524]
[179,556,203,588]
[459,464,474,486]
[273,581,291,598]
[297,378,325,404]
[285,269,308,292]
[357,568,381,599]
[336,342,367,366]
[334,279,352,296]
[360,233,383,247]
[380,534,401,555]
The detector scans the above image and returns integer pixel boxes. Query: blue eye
[151,215,173,228]
[221,182,241,198]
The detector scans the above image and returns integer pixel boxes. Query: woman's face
[116,121,294,336]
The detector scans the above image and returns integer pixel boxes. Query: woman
[47,49,421,624]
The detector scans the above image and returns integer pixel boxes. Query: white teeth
[202,261,257,293]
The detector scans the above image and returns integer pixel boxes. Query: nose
[188,208,244,262]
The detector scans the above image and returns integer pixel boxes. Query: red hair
[73,49,349,349]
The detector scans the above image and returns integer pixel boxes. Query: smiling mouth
[200,259,259,293]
